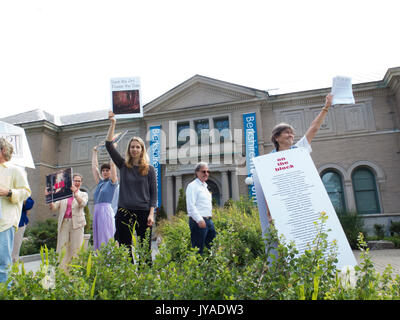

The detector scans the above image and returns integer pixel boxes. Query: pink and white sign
[253,147,356,269]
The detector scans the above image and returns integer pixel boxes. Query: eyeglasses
[201,170,210,174]
[73,180,82,183]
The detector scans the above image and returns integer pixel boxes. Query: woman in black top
[105,111,157,263]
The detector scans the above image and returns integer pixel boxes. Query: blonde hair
[125,136,149,175]
[0,138,14,162]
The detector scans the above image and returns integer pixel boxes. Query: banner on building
[0,121,35,168]
[243,113,259,201]
[110,77,143,119]
[253,147,357,269]
[149,125,162,208]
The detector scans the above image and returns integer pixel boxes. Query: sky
[0,0,399,119]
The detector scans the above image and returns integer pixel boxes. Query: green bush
[337,211,365,249]
[20,218,58,255]
[373,224,385,239]
[390,221,400,236]
[175,188,187,214]
[2,201,400,300]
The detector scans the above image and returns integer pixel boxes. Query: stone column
[344,179,356,212]
[231,169,240,201]
[221,171,230,206]
[166,176,174,218]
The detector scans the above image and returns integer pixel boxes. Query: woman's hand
[108,111,116,124]
[0,187,9,197]
[147,213,154,227]
[325,93,333,109]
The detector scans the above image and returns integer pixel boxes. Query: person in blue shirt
[12,196,34,263]
[92,146,118,251]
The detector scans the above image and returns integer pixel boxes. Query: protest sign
[253,148,357,269]
[45,168,73,204]
[0,120,35,168]
[110,77,142,118]
[331,76,355,105]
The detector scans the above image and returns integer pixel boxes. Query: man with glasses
[186,162,216,254]
[49,173,88,271]
[0,138,31,284]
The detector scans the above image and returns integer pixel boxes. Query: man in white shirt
[186,162,216,254]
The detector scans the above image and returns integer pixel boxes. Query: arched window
[321,170,346,213]
[352,167,380,214]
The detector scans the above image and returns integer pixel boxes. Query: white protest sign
[110,77,143,119]
[253,147,356,269]
[331,76,355,105]
[0,121,35,168]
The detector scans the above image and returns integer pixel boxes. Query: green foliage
[2,200,400,300]
[175,188,187,215]
[390,221,400,236]
[337,211,365,249]
[20,218,58,255]
[373,224,385,239]
[155,206,167,226]
[84,204,92,235]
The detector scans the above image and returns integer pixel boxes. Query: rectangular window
[194,119,210,145]
[213,117,230,143]
[177,122,190,148]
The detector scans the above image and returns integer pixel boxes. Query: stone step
[367,240,395,250]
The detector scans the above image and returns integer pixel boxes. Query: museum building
[2,67,400,235]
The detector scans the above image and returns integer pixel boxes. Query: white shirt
[186,178,212,223]
[295,135,312,153]
[270,135,312,154]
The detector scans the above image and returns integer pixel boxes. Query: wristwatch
[7,189,12,197]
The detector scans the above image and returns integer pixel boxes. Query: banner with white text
[243,113,259,201]
[149,125,162,208]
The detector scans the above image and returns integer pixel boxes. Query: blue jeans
[0,227,15,284]
[189,217,216,254]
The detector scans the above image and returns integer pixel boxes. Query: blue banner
[243,113,259,201]
[149,125,162,208]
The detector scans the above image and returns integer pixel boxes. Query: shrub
[373,224,385,239]
[84,204,92,235]
[175,188,187,214]
[2,201,400,300]
[390,221,400,236]
[337,211,365,249]
[20,218,58,255]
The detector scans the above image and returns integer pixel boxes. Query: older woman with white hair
[251,94,333,263]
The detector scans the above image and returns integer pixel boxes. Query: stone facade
[2,68,400,236]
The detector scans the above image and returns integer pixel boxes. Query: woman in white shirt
[261,93,333,262]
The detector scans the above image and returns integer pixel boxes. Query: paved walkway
[18,248,400,276]
[353,249,400,275]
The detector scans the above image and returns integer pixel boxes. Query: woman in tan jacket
[49,173,88,271]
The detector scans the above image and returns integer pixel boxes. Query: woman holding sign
[266,93,333,223]
[271,93,333,154]
[256,93,333,264]
[105,111,157,264]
